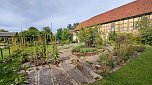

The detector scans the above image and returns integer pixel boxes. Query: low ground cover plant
[90,46,152,85]
[0,54,27,85]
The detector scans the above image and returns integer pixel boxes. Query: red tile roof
[74,0,152,31]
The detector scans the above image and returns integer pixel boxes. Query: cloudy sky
[0,0,134,32]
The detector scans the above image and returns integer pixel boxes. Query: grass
[90,46,152,85]
[0,48,10,60]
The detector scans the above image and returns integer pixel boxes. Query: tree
[43,27,51,33]
[56,28,73,44]
[20,27,39,41]
[28,27,39,36]
[67,24,73,30]
[61,28,72,42]
[136,16,152,46]
[67,23,79,30]
[73,23,79,29]
[56,28,63,41]
[0,29,8,32]
[78,28,102,47]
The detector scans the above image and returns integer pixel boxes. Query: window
[110,22,115,31]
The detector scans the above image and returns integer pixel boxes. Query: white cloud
[0,0,135,32]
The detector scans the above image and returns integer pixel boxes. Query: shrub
[72,47,81,52]
[78,28,103,47]
[135,46,145,52]
[96,45,103,49]
[72,46,97,53]
[125,45,137,56]
[136,16,152,46]
[109,31,117,41]
[100,53,113,67]
[80,48,97,53]
[99,53,114,76]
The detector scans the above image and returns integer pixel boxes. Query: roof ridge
[75,0,152,31]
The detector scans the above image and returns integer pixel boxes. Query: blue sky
[0,0,135,32]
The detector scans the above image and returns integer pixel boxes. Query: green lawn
[0,48,10,60]
[90,46,152,85]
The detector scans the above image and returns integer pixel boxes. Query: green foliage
[0,55,27,85]
[90,47,152,85]
[56,28,73,44]
[135,46,145,52]
[56,28,63,41]
[78,28,103,47]
[51,42,59,64]
[95,31,103,46]
[61,28,73,43]
[20,27,39,41]
[136,16,152,46]
[0,29,8,32]
[72,46,97,53]
[0,48,10,60]
[141,29,152,45]
[109,31,117,41]
[67,23,79,30]
[43,27,51,33]
[114,33,139,62]
[99,53,114,76]
[100,53,112,66]
[67,24,73,30]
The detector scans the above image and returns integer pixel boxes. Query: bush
[136,16,152,46]
[100,53,113,67]
[135,46,145,52]
[80,48,97,53]
[109,31,117,41]
[125,45,137,56]
[96,45,103,49]
[99,53,114,76]
[78,28,103,47]
[0,55,27,85]
[72,46,97,53]
[72,47,81,52]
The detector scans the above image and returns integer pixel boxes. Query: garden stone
[28,70,36,85]
[39,68,54,85]
[51,67,74,85]
[60,61,88,85]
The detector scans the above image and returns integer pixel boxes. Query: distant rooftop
[75,0,152,31]
[0,32,18,37]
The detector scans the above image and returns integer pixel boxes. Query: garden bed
[90,46,152,85]
[72,51,99,56]
[72,47,100,56]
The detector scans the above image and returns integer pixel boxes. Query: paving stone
[75,63,95,83]
[60,62,88,85]
[39,68,54,85]
[28,71,36,85]
[52,67,74,85]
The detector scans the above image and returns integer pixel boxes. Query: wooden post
[9,47,10,54]
[0,48,3,59]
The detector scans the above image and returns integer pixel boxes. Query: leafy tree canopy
[78,28,102,47]
[43,27,51,33]
[0,29,8,32]
[136,16,152,46]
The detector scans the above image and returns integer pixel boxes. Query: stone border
[72,51,99,56]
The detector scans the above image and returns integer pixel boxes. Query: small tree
[109,31,117,41]
[78,28,102,47]
[61,28,73,44]
[136,16,152,46]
